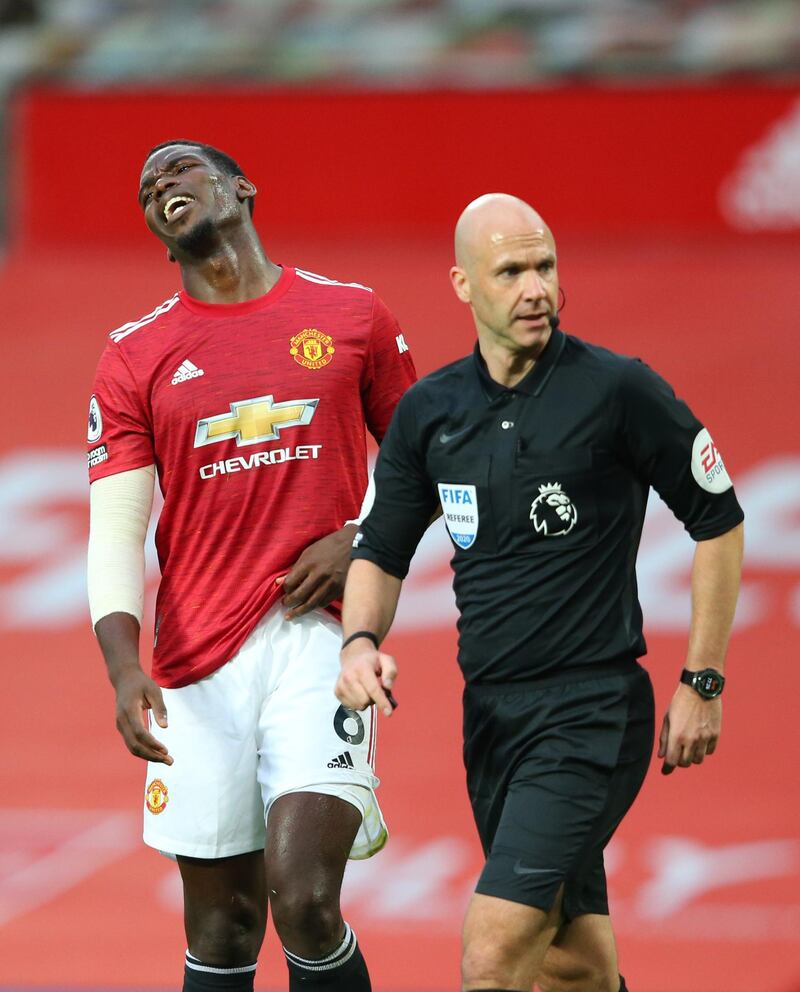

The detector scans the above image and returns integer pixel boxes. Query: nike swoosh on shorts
[513,860,562,876]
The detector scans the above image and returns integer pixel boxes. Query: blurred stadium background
[1,2,799,990]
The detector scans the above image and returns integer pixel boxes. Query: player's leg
[256,605,386,991]
[142,630,271,990]
[266,791,370,990]
[178,851,266,988]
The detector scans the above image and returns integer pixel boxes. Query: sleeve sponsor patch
[691,428,733,493]
[88,444,109,468]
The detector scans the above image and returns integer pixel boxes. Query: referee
[335,194,744,992]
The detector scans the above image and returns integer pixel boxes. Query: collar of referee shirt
[473,324,567,399]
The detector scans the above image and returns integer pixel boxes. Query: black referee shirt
[353,328,744,684]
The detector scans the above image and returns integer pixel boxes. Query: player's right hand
[336,647,398,718]
[114,669,173,765]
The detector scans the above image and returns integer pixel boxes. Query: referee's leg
[461,886,565,991]
[538,913,625,992]
[461,894,626,992]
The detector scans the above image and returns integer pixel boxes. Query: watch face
[696,670,724,698]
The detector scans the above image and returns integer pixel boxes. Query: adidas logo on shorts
[171,359,205,385]
[327,751,355,769]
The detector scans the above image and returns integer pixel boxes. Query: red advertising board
[12,85,800,246]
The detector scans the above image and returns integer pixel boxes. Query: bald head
[449,193,560,359]
[454,194,554,273]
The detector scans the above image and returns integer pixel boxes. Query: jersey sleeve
[87,342,155,483]
[360,293,417,442]
[618,358,744,540]
[352,388,437,578]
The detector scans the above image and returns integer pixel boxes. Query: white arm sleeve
[87,465,155,629]
[344,470,376,527]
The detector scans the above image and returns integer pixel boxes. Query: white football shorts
[142,603,387,860]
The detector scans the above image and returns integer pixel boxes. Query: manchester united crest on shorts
[530,482,578,537]
[290,328,335,370]
[145,778,169,815]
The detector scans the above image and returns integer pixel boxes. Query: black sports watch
[680,668,725,699]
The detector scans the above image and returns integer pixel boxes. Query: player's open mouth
[163,196,195,223]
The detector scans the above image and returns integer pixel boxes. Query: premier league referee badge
[529,482,577,537]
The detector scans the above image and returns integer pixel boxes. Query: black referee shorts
[463,657,654,920]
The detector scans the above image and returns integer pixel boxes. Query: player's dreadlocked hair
[143,140,255,215]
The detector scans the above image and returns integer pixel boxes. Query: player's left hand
[278,524,358,620]
[658,684,722,775]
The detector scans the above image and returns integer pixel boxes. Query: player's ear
[450,265,471,304]
[235,176,257,206]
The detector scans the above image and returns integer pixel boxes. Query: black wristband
[342,630,379,650]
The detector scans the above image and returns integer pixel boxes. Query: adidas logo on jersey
[327,751,355,769]
[171,359,205,385]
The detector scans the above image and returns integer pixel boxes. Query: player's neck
[179,230,282,304]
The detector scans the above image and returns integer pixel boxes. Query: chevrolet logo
[194,394,319,448]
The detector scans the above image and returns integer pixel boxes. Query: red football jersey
[88,266,416,688]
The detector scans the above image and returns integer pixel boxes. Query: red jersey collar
[178,265,295,316]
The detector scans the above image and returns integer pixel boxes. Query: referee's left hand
[336,645,398,718]
[278,524,358,620]
[658,684,722,775]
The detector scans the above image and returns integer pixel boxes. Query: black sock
[183,951,256,991]
[284,922,370,989]
[619,975,629,992]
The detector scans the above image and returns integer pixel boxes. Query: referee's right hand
[336,645,398,718]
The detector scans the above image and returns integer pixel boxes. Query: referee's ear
[450,265,471,303]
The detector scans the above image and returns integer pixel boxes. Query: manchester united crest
[145,778,169,815]
[290,328,335,370]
